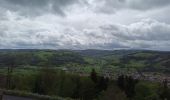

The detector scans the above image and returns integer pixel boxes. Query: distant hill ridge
[0,49,170,73]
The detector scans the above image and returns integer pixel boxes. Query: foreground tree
[117,75,125,90]
[33,59,58,95]
[99,85,127,100]
[117,75,138,99]
[159,79,170,100]
[3,55,18,89]
[90,68,98,83]
[134,82,160,100]
[97,76,109,91]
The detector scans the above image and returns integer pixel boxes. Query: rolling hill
[0,49,170,73]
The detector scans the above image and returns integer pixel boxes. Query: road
[2,95,36,100]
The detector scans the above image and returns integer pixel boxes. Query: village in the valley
[62,66,170,87]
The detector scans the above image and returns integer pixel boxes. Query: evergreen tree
[125,76,137,98]
[90,69,98,83]
[117,75,125,90]
[117,75,138,98]
[97,76,109,91]
[72,76,81,98]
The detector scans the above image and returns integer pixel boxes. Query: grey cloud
[97,19,170,49]
[127,0,170,10]
[92,0,170,14]
[0,0,170,50]
[0,0,80,16]
[1,15,170,50]
[100,19,170,41]
[1,0,170,17]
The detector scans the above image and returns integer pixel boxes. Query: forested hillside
[0,50,87,67]
[0,49,170,73]
[0,49,170,100]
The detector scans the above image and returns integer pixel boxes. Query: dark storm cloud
[1,0,170,16]
[0,0,79,16]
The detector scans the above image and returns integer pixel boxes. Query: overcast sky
[0,0,170,50]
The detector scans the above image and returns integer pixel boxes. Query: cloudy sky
[0,0,170,50]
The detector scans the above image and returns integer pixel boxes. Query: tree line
[0,67,169,100]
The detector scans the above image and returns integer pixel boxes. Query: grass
[0,89,74,100]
